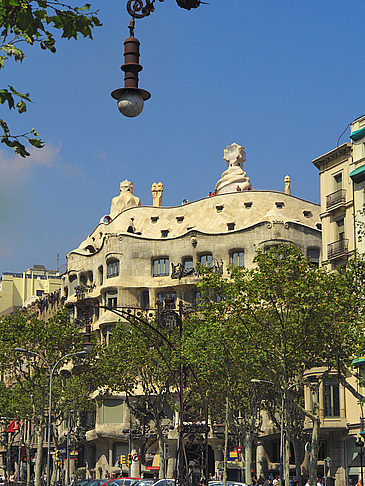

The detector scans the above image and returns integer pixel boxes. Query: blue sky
[0,0,364,274]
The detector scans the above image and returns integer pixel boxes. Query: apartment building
[61,143,322,480]
[0,264,62,316]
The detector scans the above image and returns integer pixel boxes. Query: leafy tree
[0,0,101,156]
[189,245,365,486]
[0,308,99,486]
[99,318,181,479]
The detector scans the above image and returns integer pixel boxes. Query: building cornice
[312,143,352,169]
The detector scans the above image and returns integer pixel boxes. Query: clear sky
[0,0,364,275]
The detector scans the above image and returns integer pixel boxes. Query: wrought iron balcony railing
[327,238,348,259]
[326,189,346,209]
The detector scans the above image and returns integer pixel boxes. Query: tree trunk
[223,396,229,486]
[34,422,45,486]
[284,433,290,486]
[155,421,165,479]
[26,444,31,486]
[244,434,252,485]
[308,387,320,486]
[293,439,302,486]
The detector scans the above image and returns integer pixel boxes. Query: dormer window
[216,205,224,212]
[151,217,159,223]
[227,223,235,231]
[161,230,169,238]
[275,202,285,208]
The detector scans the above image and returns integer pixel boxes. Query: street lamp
[251,380,297,486]
[356,437,364,486]
[14,348,88,486]
[112,0,204,117]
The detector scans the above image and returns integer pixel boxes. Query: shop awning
[350,164,365,183]
[350,127,365,141]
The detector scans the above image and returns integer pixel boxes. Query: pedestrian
[273,477,279,486]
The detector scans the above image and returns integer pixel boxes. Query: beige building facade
[61,143,322,481]
[0,264,62,316]
[311,116,365,486]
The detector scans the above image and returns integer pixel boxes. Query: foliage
[0,308,100,484]
[0,0,101,156]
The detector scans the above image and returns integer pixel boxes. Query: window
[216,205,224,212]
[307,248,320,267]
[324,380,340,417]
[102,325,113,346]
[227,223,235,231]
[200,254,213,267]
[334,173,343,191]
[161,230,169,237]
[107,259,119,278]
[275,202,284,208]
[98,399,124,424]
[69,274,77,295]
[176,216,184,223]
[157,292,176,305]
[36,290,44,297]
[140,290,149,309]
[153,258,170,276]
[232,250,244,267]
[98,266,103,286]
[183,257,194,270]
[105,290,118,309]
[151,216,159,223]
[303,210,312,218]
[336,218,345,240]
[244,202,252,208]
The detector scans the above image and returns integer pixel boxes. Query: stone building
[0,264,62,316]
[62,143,321,480]
[309,116,365,486]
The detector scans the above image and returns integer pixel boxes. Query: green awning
[350,127,365,141]
[350,164,365,183]
[352,354,365,366]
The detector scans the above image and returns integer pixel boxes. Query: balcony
[326,189,346,210]
[327,239,348,260]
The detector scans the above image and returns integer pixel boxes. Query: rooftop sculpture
[215,142,253,195]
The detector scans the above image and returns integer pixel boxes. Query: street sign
[132,453,139,462]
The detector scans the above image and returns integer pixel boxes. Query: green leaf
[1,44,24,62]
[16,100,26,113]
[28,138,44,148]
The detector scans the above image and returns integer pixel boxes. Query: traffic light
[237,446,242,455]
[119,455,126,467]
[55,450,60,462]
[128,453,132,465]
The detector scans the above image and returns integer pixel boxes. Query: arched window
[107,259,119,278]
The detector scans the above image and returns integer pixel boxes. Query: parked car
[101,478,140,486]
[208,482,248,486]
[152,479,175,486]
[75,481,89,486]
[132,480,157,486]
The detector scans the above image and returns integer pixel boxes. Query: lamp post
[112,0,204,117]
[95,301,209,486]
[356,437,364,486]
[14,348,88,486]
[251,380,297,486]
